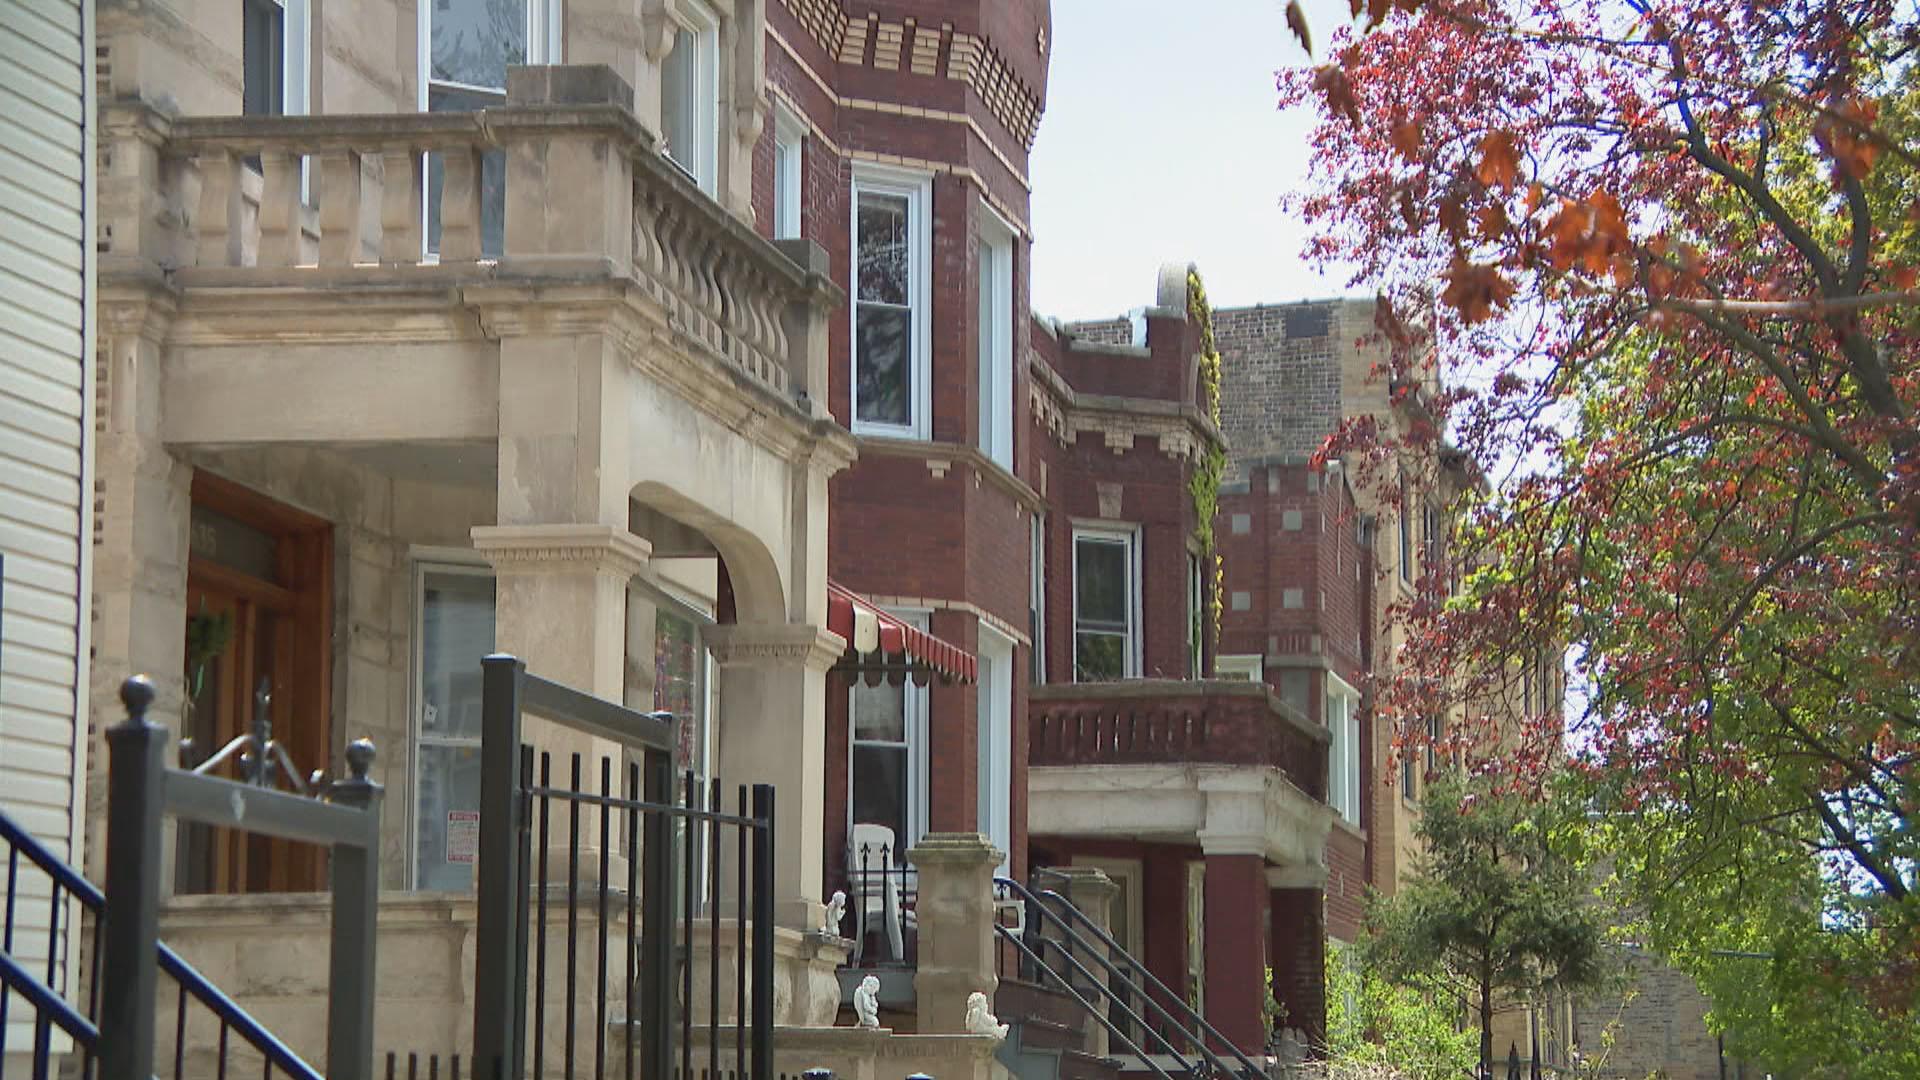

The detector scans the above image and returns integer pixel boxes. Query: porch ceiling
[333,442,496,488]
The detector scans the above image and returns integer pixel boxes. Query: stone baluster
[194,150,242,267]
[317,149,365,267]
[438,146,484,263]
[257,149,304,267]
[380,147,422,265]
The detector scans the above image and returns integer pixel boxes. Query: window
[421,0,558,257]
[1423,503,1444,591]
[977,212,1015,469]
[1401,728,1417,800]
[1326,674,1361,824]
[242,0,308,191]
[1425,713,1441,779]
[1185,861,1207,1014]
[1215,655,1263,682]
[653,597,714,784]
[412,565,496,891]
[1186,554,1205,676]
[772,105,805,239]
[1397,478,1413,584]
[976,627,1015,876]
[242,0,307,118]
[851,168,931,437]
[660,0,720,192]
[1029,514,1046,684]
[849,611,930,852]
[1073,528,1139,681]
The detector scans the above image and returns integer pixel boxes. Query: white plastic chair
[848,822,910,961]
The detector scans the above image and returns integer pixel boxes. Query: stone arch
[628,479,788,624]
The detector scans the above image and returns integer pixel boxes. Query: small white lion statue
[853,974,882,1029]
[965,991,1008,1041]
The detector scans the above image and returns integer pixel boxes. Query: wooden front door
[177,472,333,894]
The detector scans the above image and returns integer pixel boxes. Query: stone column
[908,833,1002,1035]
[1048,867,1120,1056]
[90,293,190,886]
[705,621,842,929]
[472,523,650,872]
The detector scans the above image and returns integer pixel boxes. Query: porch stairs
[0,805,325,1080]
[993,876,1267,1080]
[995,978,1124,1080]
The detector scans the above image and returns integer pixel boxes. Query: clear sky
[1028,0,1362,322]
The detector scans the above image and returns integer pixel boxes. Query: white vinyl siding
[0,0,94,1040]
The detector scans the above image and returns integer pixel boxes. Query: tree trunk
[1479,971,1494,1080]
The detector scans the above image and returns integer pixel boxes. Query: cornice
[852,435,1042,512]
[705,622,846,672]
[1027,371,1225,464]
[470,523,653,580]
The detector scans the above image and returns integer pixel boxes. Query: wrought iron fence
[840,840,916,966]
[470,654,776,1080]
[0,675,380,1080]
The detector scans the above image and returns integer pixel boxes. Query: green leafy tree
[1327,948,1477,1080]
[1362,776,1608,1077]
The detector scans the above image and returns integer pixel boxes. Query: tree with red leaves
[1280,0,1919,1071]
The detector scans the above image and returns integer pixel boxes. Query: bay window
[420,0,559,257]
[1326,673,1361,825]
[1073,528,1138,682]
[976,627,1014,876]
[851,167,931,437]
[977,213,1014,469]
[412,564,495,891]
[659,0,720,192]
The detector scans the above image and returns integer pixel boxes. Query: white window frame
[407,554,495,891]
[977,208,1016,470]
[1326,672,1362,825]
[417,0,560,257]
[658,0,721,193]
[1397,477,1413,585]
[1071,525,1141,681]
[1216,654,1263,682]
[772,102,806,239]
[1029,513,1046,684]
[847,608,933,853]
[976,625,1016,877]
[849,165,933,440]
[1186,552,1204,676]
[244,0,310,198]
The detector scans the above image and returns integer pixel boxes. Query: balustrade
[100,77,828,406]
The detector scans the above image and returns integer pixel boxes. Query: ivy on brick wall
[1187,269,1228,651]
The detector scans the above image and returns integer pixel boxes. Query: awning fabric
[826,582,977,686]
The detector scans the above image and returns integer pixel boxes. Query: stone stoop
[991,979,1123,1080]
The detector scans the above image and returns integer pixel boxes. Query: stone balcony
[1029,680,1328,801]
[1027,680,1333,870]
[98,64,835,415]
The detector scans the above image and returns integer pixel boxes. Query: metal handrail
[0,814,104,908]
[992,920,1174,1080]
[997,875,1269,1079]
[0,950,99,1046]
[156,944,326,1080]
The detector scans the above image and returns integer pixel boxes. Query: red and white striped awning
[826,581,977,686]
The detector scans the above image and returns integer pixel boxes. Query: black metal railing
[0,675,380,1080]
[471,654,776,1080]
[993,875,1267,1080]
[841,841,916,966]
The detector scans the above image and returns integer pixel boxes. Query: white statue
[853,975,882,1029]
[821,890,847,937]
[965,992,1008,1041]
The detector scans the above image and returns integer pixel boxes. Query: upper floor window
[772,104,806,239]
[421,0,559,257]
[243,0,307,118]
[851,167,931,438]
[977,212,1015,469]
[1397,477,1413,584]
[1029,514,1046,684]
[660,0,720,193]
[1073,527,1138,682]
[1186,553,1203,677]
[1326,674,1361,824]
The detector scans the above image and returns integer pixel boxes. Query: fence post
[328,738,384,1080]
[750,785,775,1080]
[100,676,166,1080]
[639,747,675,1080]
[474,655,526,1080]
